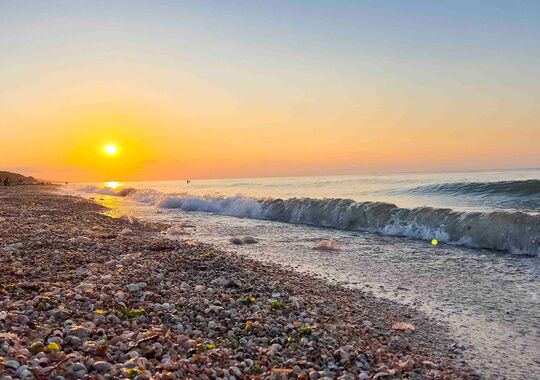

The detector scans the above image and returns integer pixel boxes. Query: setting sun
[104,145,117,156]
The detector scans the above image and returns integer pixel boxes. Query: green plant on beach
[200,251,215,258]
[124,368,142,378]
[270,299,286,310]
[119,307,145,319]
[197,342,217,352]
[251,363,262,374]
[241,296,256,306]
[29,342,45,354]
[297,323,313,336]
[287,324,314,344]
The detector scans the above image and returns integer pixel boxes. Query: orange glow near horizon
[2,94,539,183]
[1,3,539,182]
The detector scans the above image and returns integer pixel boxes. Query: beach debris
[118,215,139,224]
[241,235,258,244]
[229,235,258,245]
[392,322,416,331]
[313,239,341,251]
[166,225,188,235]
[69,236,91,244]
[230,237,243,245]
[120,227,134,236]
[271,368,293,376]
[431,239,439,246]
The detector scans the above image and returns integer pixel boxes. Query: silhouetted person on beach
[3,177,11,187]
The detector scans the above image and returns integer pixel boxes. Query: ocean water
[65,168,540,379]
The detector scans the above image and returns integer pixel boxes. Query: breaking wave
[408,179,540,198]
[79,185,540,256]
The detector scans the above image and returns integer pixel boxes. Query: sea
[64,168,540,379]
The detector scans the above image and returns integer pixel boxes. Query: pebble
[125,282,147,292]
[0,189,473,380]
[92,361,113,373]
[4,360,20,370]
[120,228,134,236]
[230,366,243,377]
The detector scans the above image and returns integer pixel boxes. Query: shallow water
[66,169,540,379]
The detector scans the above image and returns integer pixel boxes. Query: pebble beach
[0,187,478,379]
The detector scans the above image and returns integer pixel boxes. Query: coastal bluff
[0,171,40,185]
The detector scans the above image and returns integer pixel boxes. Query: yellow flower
[245,320,252,330]
[205,343,216,349]
[95,309,105,314]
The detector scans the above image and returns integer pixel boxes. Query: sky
[1,0,539,182]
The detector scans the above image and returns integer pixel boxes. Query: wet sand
[0,187,477,379]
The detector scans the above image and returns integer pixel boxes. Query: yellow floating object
[431,239,439,246]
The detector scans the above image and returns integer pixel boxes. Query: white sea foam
[78,185,540,256]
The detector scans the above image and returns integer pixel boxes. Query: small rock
[241,236,258,244]
[167,225,187,235]
[65,326,88,338]
[210,277,230,287]
[69,236,91,244]
[125,282,147,292]
[229,237,244,245]
[92,361,113,373]
[29,342,45,354]
[4,360,20,370]
[230,366,243,377]
[313,239,341,251]
[120,228,134,236]
[269,327,278,337]
[391,322,415,331]
[269,343,282,353]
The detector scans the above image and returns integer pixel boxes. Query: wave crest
[408,179,540,197]
[79,185,540,256]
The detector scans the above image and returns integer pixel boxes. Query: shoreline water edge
[0,186,479,379]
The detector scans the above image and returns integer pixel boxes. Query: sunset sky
[1,1,539,182]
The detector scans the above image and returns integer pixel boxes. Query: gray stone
[4,360,20,370]
[92,361,113,373]
[230,366,243,377]
[65,326,88,338]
